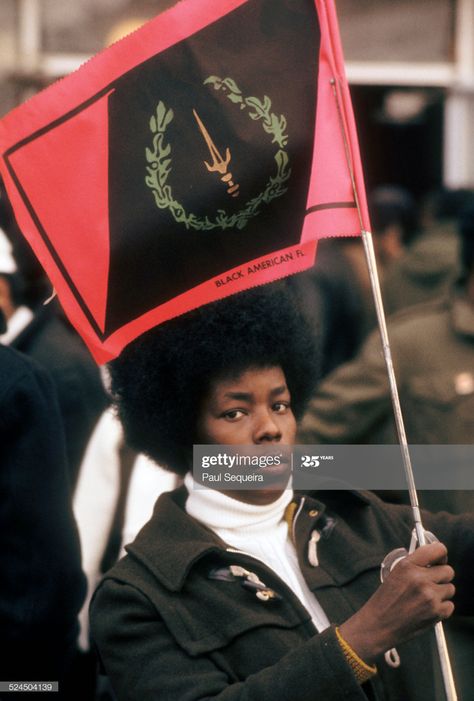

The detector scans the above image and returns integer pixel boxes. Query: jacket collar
[125,485,370,592]
[126,486,225,592]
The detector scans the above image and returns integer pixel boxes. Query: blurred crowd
[1,182,473,698]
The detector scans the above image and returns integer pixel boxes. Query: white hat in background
[0,227,17,274]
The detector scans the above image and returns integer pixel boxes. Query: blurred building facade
[0,0,473,194]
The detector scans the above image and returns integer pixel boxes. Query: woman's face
[197,365,297,446]
[196,366,296,504]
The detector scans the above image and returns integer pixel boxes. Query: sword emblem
[192,109,240,198]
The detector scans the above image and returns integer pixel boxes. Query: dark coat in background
[0,345,86,685]
[11,302,108,488]
[91,487,474,701]
[299,293,474,447]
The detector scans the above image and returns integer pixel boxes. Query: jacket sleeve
[297,328,395,444]
[90,579,369,701]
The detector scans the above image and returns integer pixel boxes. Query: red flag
[0,0,369,364]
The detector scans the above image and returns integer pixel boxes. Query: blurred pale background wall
[0,0,473,194]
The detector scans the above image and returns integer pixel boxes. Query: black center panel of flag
[105,0,320,336]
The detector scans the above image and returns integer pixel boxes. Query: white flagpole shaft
[329,77,458,701]
[361,230,458,701]
[361,230,425,542]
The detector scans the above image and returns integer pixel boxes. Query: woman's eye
[223,409,245,421]
[273,402,290,414]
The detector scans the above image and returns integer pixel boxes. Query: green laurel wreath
[145,76,291,231]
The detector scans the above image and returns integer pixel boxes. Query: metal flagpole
[330,78,459,701]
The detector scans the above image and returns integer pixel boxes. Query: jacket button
[309,509,319,517]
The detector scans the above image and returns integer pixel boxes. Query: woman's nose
[253,411,282,443]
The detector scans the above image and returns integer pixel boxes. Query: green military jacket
[299,294,474,448]
[90,486,474,701]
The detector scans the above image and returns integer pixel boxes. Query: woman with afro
[90,282,474,701]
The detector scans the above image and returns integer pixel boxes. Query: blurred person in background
[346,184,420,336]
[289,184,419,378]
[298,201,474,494]
[382,188,474,315]
[369,185,419,268]
[0,307,86,696]
[72,406,178,699]
[0,194,108,488]
[298,203,474,497]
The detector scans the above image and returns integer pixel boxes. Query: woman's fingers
[438,599,455,620]
[438,582,456,602]
[430,564,455,585]
[408,542,448,567]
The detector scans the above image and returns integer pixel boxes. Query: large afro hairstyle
[108,282,319,475]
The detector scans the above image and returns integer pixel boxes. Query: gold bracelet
[335,626,377,685]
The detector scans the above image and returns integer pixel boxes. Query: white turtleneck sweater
[184,474,330,632]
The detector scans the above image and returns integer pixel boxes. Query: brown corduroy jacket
[90,486,474,701]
